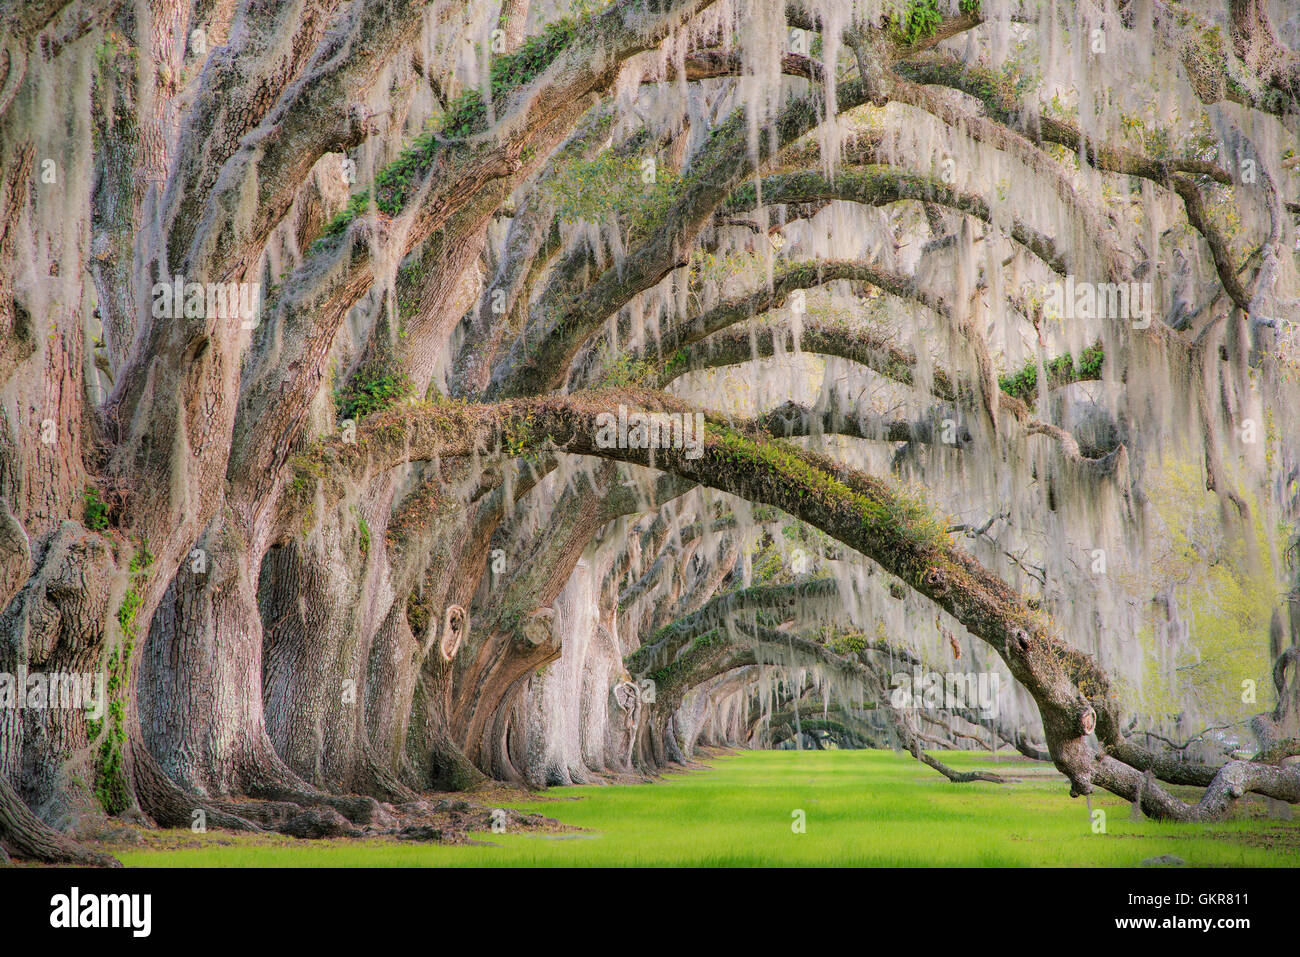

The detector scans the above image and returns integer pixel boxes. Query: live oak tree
[1,0,1298,865]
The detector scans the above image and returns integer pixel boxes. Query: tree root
[0,775,121,867]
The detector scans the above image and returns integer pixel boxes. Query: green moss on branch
[998,343,1105,403]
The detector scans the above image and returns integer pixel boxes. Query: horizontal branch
[627,578,840,676]
[724,165,1070,275]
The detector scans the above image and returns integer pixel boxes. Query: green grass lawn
[112,750,1300,867]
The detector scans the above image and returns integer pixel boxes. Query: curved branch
[723,165,1071,276]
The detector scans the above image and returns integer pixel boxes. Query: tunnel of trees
[1,0,1298,866]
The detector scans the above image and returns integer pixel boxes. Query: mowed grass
[113,750,1300,867]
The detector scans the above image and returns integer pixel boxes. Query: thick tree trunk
[139,526,303,798]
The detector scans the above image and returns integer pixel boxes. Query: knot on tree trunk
[1078,707,1097,736]
[439,605,467,660]
[921,567,947,594]
[520,607,556,647]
